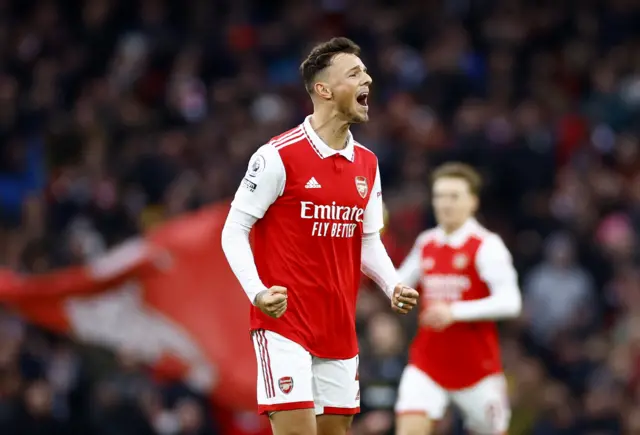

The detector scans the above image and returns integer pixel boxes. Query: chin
[349,107,369,123]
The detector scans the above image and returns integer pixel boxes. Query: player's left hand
[391,284,419,314]
[421,301,454,330]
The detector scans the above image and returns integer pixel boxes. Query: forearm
[397,246,421,289]
[451,233,523,322]
[221,208,268,304]
[361,232,399,299]
[450,284,522,321]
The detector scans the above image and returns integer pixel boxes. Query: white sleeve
[221,208,268,304]
[230,144,285,219]
[450,234,522,321]
[361,232,399,299]
[362,164,384,234]
[397,237,422,289]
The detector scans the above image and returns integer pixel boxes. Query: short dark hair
[431,162,483,195]
[300,37,361,94]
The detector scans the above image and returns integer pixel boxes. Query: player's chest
[419,244,485,302]
[421,245,475,274]
[284,156,373,207]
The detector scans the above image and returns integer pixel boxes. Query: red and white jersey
[230,116,384,360]
[398,218,521,390]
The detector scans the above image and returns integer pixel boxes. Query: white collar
[302,115,355,162]
[434,218,481,248]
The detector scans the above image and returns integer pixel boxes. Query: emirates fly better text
[300,201,364,238]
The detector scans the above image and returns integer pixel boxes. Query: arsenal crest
[422,257,435,271]
[452,253,468,269]
[355,176,368,198]
[278,376,294,394]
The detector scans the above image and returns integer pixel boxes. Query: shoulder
[354,140,379,165]
[246,141,289,181]
[472,224,512,260]
[249,126,307,171]
[267,125,307,154]
[248,143,281,172]
[414,228,439,248]
[468,221,502,245]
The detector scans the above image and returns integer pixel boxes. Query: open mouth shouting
[356,90,369,108]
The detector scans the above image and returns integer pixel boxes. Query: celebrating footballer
[222,37,419,435]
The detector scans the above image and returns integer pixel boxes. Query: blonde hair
[431,162,482,195]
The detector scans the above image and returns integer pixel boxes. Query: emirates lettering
[300,201,364,222]
[300,201,363,238]
[422,274,471,302]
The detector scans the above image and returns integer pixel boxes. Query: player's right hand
[255,286,288,319]
[392,284,419,314]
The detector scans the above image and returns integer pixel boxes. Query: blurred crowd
[0,0,640,434]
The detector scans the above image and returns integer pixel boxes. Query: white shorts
[251,329,360,416]
[395,365,510,434]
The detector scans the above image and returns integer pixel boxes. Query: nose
[362,72,372,87]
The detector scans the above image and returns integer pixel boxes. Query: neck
[309,105,350,150]
[441,219,470,235]
[442,225,462,235]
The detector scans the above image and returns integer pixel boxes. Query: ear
[313,81,332,100]
[470,195,479,213]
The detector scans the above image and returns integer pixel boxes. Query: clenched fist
[392,284,419,314]
[255,286,288,318]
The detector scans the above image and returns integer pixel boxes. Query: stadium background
[0,0,639,433]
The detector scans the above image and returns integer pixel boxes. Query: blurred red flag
[0,203,258,412]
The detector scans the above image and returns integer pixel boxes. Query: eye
[349,73,358,78]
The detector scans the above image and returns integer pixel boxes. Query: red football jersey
[403,220,517,389]
[231,117,384,359]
